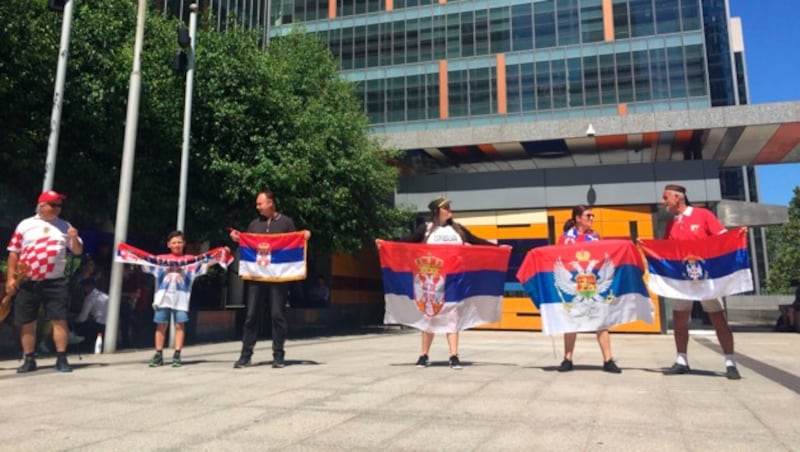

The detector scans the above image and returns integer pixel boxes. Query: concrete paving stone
[152,406,267,436]
[586,424,688,452]
[675,407,772,434]
[234,408,356,442]
[75,430,197,451]
[372,393,457,415]
[298,413,418,449]
[449,395,540,420]
[483,422,592,452]
[682,430,789,452]
[385,418,497,452]
[6,427,122,452]
[243,388,341,409]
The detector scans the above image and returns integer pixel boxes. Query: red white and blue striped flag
[377,240,511,333]
[516,240,653,335]
[238,232,308,282]
[639,228,753,299]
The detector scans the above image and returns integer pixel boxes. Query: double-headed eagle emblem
[553,250,615,310]
[413,254,446,317]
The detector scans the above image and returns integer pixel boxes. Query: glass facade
[201,0,740,129]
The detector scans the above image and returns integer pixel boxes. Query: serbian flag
[116,243,233,269]
[238,232,307,282]
[639,228,753,299]
[516,240,653,335]
[377,240,511,333]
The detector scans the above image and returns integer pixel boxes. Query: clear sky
[729,0,800,206]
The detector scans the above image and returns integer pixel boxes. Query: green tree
[0,1,410,253]
[764,186,800,294]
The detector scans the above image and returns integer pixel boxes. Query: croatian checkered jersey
[7,215,81,281]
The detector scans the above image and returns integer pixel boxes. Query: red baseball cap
[38,190,67,204]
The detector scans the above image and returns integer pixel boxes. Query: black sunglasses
[48,203,63,208]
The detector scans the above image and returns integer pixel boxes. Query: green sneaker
[148,352,163,367]
[171,352,182,368]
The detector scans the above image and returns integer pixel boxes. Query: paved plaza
[0,329,798,451]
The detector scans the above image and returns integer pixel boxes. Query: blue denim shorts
[153,308,189,324]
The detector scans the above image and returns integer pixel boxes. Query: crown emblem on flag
[415,254,443,276]
[257,242,271,252]
[576,250,590,262]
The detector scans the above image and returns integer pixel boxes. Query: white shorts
[672,298,724,313]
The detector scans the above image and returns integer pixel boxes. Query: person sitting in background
[73,278,109,342]
[309,275,330,307]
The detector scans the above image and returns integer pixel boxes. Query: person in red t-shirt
[660,184,740,380]
[556,205,621,374]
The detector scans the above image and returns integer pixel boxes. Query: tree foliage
[0,0,410,254]
[764,186,800,294]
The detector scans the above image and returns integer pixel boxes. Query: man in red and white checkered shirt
[6,190,83,373]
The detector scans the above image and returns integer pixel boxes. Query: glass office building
[244,0,744,132]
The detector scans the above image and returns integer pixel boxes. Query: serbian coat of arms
[256,242,272,267]
[682,254,708,281]
[553,250,616,311]
[413,254,446,317]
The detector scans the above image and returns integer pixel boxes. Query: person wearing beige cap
[397,196,500,370]
[660,184,741,380]
[5,190,83,373]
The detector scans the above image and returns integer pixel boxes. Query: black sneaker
[603,359,622,374]
[415,355,430,368]
[55,357,73,373]
[171,352,182,368]
[726,365,741,380]
[557,359,574,372]
[664,363,691,375]
[272,358,285,369]
[233,356,251,369]
[17,357,38,374]
[149,352,164,367]
[449,355,463,370]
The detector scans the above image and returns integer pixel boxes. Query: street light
[105,0,147,353]
[43,0,75,191]
[176,3,198,233]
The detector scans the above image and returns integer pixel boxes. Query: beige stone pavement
[0,328,798,451]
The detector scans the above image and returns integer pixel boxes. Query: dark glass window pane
[599,53,616,104]
[366,24,380,67]
[490,7,511,54]
[407,75,425,120]
[406,18,420,63]
[340,27,353,70]
[567,57,583,107]
[387,76,406,122]
[536,61,552,110]
[633,49,651,101]
[551,59,567,108]
[655,0,680,34]
[668,47,687,98]
[449,70,469,117]
[521,63,535,112]
[556,0,580,46]
[433,15,447,59]
[685,44,707,96]
[534,1,556,49]
[613,0,630,39]
[380,22,393,66]
[419,16,433,63]
[581,0,604,43]
[392,21,405,65]
[461,11,475,57]
[366,78,385,124]
[447,13,461,58]
[470,67,492,115]
[426,73,440,119]
[583,54,599,106]
[512,3,533,51]
[353,25,367,69]
[649,47,669,100]
[506,64,522,113]
[681,0,701,30]
[616,51,634,102]
[629,0,654,37]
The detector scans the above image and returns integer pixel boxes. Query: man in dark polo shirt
[229,190,310,368]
